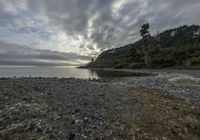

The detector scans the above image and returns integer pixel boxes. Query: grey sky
[0,0,200,66]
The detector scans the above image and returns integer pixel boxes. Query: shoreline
[78,66,200,70]
[81,68,200,78]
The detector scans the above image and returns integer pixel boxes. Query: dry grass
[106,87,200,140]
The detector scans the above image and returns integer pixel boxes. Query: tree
[91,57,94,63]
[150,32,162,67]
[140,23,150,39]
[140,23,152,67]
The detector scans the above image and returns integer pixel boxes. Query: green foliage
[128,62,144,68]
[140,23,150,38]
[184,56,200,67]
[85,25,200,69]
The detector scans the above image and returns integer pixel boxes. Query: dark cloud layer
[27,0,200,48]
[0,0,200,66]
[0,41,90,66]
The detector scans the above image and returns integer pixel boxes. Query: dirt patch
[107,87,200,140]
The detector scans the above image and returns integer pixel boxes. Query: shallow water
[0,67,98,79]
[0,67,151,79]
[0,67,200,79]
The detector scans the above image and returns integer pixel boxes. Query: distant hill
[85,25,200,69]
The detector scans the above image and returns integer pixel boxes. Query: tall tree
[140,23,152,67]
[91,57,94,62]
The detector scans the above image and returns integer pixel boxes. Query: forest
[85,24,200,69]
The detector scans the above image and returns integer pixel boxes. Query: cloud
[0,0,200,66]
[26,0,200,49]
[0,41,90,66]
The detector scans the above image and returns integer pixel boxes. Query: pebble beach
[0,71,200,140]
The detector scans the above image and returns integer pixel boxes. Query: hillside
[85,25,200,69]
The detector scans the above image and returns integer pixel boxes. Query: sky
[0,0,200,66]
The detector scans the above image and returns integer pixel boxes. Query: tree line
[85,24,200,69]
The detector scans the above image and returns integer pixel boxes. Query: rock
[26,122,35,131]
[0,76,200,140]
[69,132,76,140]
[74,109,80,113]
[35,127,43,133]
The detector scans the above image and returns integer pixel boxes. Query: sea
[0,67,99,79]
[0,66,200,79]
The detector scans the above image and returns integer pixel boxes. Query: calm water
[0,67,99,79]
[0,67,152,79]
[0,67,200,79]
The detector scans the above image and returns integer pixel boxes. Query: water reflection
[0,67,152,79]
[0,67,99,79]
[89,69,152,78]
[1,67,199,79]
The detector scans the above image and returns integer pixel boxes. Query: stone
[69,132,76,140]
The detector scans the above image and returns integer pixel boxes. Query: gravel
[0,72,200,140]
[125,73,200,104]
